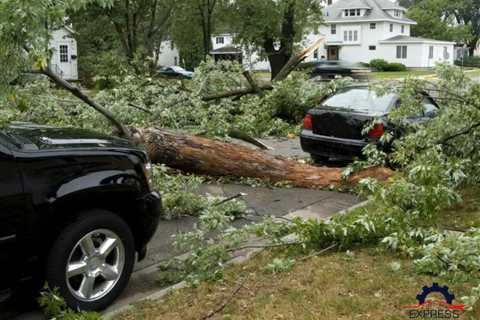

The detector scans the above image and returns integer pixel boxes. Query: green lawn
[370,69,436,80]
[119,249,478,320]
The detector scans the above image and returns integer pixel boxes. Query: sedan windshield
[322,88,396,113]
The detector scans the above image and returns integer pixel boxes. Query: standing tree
[407,0,479,55]
[71,0,176,73]
[170,0,222,67]
[449,0,480,55]
[225,0,323,79]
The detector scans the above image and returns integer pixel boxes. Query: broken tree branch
[242,70,261,93]
[38,66,131,139]
[201,38,325,101]
[273,38,325,83]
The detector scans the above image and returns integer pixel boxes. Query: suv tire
[45,209,135,311]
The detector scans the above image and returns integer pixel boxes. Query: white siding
[157,41,179,67]
[49,28,78,81]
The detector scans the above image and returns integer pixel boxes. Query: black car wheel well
[44,192,144,256]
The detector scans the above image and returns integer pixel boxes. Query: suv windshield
[322,88,396,113]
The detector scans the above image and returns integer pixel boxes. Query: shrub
[455,56,480,67]
[383,63,407,72]
[369,59,390,71]
[369,59,406,72]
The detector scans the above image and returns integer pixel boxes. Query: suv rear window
[322,88,396,113]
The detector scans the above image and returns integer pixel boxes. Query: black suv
[0,123,161,311]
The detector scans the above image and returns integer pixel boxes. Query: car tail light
[368,123,385,139]
[303,114,313,130]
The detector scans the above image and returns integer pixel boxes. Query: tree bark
[268,53,291,81]
[134,128,393,189]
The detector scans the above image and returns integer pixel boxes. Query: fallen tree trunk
[135,127,393,189]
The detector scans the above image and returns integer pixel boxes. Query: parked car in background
[301,86,438,162]
[0,123,162,311]
[158,66,194,79]
[310,60,370,81]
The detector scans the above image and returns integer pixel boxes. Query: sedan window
[322,88,396,113]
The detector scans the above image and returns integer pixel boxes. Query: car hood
[1,123,141,152]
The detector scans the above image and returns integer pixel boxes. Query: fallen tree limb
[272,38,324,83]
[36,66,131,139]
[202,83,273,101]
[134,127,393,189]
[201,38,325,102]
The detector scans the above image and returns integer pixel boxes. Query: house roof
[324,0,416,24]
[210,46,242,55]
[380,35,456,44]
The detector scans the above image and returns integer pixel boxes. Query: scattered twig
[228,129,272,150]
[128,103,153,114]
[298,244,338,262]
[200,277,247,320]
[214,193,248,207]
[227,241,303,253]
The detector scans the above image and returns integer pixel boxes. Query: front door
[0,145,24,289]
[54,41,78,80]
[327,47,339,60]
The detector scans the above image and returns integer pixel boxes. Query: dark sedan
[310,60,370,81]
[158,66,193,79]
[300,86,438,162]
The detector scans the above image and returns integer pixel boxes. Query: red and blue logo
[402,283,465,319]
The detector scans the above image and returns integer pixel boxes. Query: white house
[304,0,455,67]
[49,27,79,81]
[157,0,455,70]
[156,40,180,67]
[210,34,271,71]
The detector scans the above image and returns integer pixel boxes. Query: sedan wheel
[66,229,125,302]
[46,209,135,311]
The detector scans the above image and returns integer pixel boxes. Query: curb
[103,198,371,319]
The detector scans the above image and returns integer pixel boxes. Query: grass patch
[118,249,478,320]
[435,186,480,231]
[370,70,436,80]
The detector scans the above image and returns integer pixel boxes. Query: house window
[216,37,224,45]
[369,46,376,50]
[344,31,348,41]
[59,45,68,63]
[356,9,361,16]
[349,9,356,16]
[349,30,353,41]
[443,47,450,59]
[370,23,376,29]
[331,24,337,35]
[174,57,178,66]
[396,45,407,59]
[314,49,319,59]
[429,46,434,59]
[354,30,358,41]
[401,25,405,33]
[390,24,394,32]
[170,41,175,51]
[345,9,349,16]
